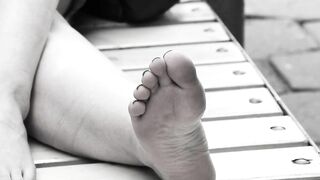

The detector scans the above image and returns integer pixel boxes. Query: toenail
[152,57,161,62]
[132,100,139,104]
[136,84,144,90]
[143,70,150,76]
[163,50,173,59]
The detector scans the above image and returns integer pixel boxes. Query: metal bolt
[233,70,246,75]
[216,47,228,53]
[270,126,286,131]
[292,158,312,165]
[191,7,200,12]
[204,28,215,33]
[249,98,262,104]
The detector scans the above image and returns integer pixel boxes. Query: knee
[122,0,179,22]
[82,0,179,23]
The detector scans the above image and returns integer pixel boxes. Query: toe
[128,100,146,117]
[149,57,172,86]
[163,50,199,89]
[141,70,158,89]
[22,166,36,180]
[134,85,151,100]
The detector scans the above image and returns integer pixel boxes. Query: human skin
[0,1,215,179]
[0,1,59,179]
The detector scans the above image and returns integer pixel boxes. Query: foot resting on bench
[129,51,215,180]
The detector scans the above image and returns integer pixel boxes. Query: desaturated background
[244,0,320,147]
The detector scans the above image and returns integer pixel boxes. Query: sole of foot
[128,51,215,180]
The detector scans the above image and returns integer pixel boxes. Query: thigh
[82,0,178,22]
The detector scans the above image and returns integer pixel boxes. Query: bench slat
[82,22,230,50]
[30,139,85,167]
[36,147,320,180]
[124,62,264,91]
[103,42,246,70]
[204,88,283,120]
[213,146,320,180]
[203,116,308,151]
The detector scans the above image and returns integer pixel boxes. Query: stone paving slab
[271,51,320,90]
[281,92,320,145]
[245,0,320,20]
[245,19,317,60]
[253,60,289,94]
[304,22,320,45]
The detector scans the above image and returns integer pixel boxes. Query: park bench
[30,0,320,179]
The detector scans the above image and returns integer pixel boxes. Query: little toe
[163,50,199,88]
[141,70,158,89]
[149,57,172,86]
[134,85,151,100]
[128,100,146,117]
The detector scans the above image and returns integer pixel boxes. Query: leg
[26,13,215,179]
[26,13,143,165]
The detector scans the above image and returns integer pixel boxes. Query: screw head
[216,47,228,53]
[270,126,286,131]
[204,28,215,33]
[233,70,246,75]
[292,158,312,165]
[249,98,262,104]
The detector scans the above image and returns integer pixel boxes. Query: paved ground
[244,0,320,146]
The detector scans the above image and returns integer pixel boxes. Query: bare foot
[128,51,215,180]
[0,102,35,180]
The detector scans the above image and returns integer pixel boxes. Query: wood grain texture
[82,22,230,50]
[204,88,283,120]
[124,62,264,90]
[203,116,308,152]
[103,42,246,70]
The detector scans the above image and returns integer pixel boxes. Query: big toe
[163,51,199,88]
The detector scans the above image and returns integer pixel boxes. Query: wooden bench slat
[103,42,246,70]
[37,163,158,180]
[213,146,320,180]
[124,62,264,91]
[204,88,283,120]
[203,116,308,151]
[82,22,230,50]
[36,147,320,180]
[30,139,85,166]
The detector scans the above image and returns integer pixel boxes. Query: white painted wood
[37,163,159,180]
[212,146,320,180]
[204,88,283,120]
[124,62,264,90]
[82,22,230,50]
[203,116,308,151]
[30,139,84,166]
[36,147,320,180]
[104,42,246,70]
